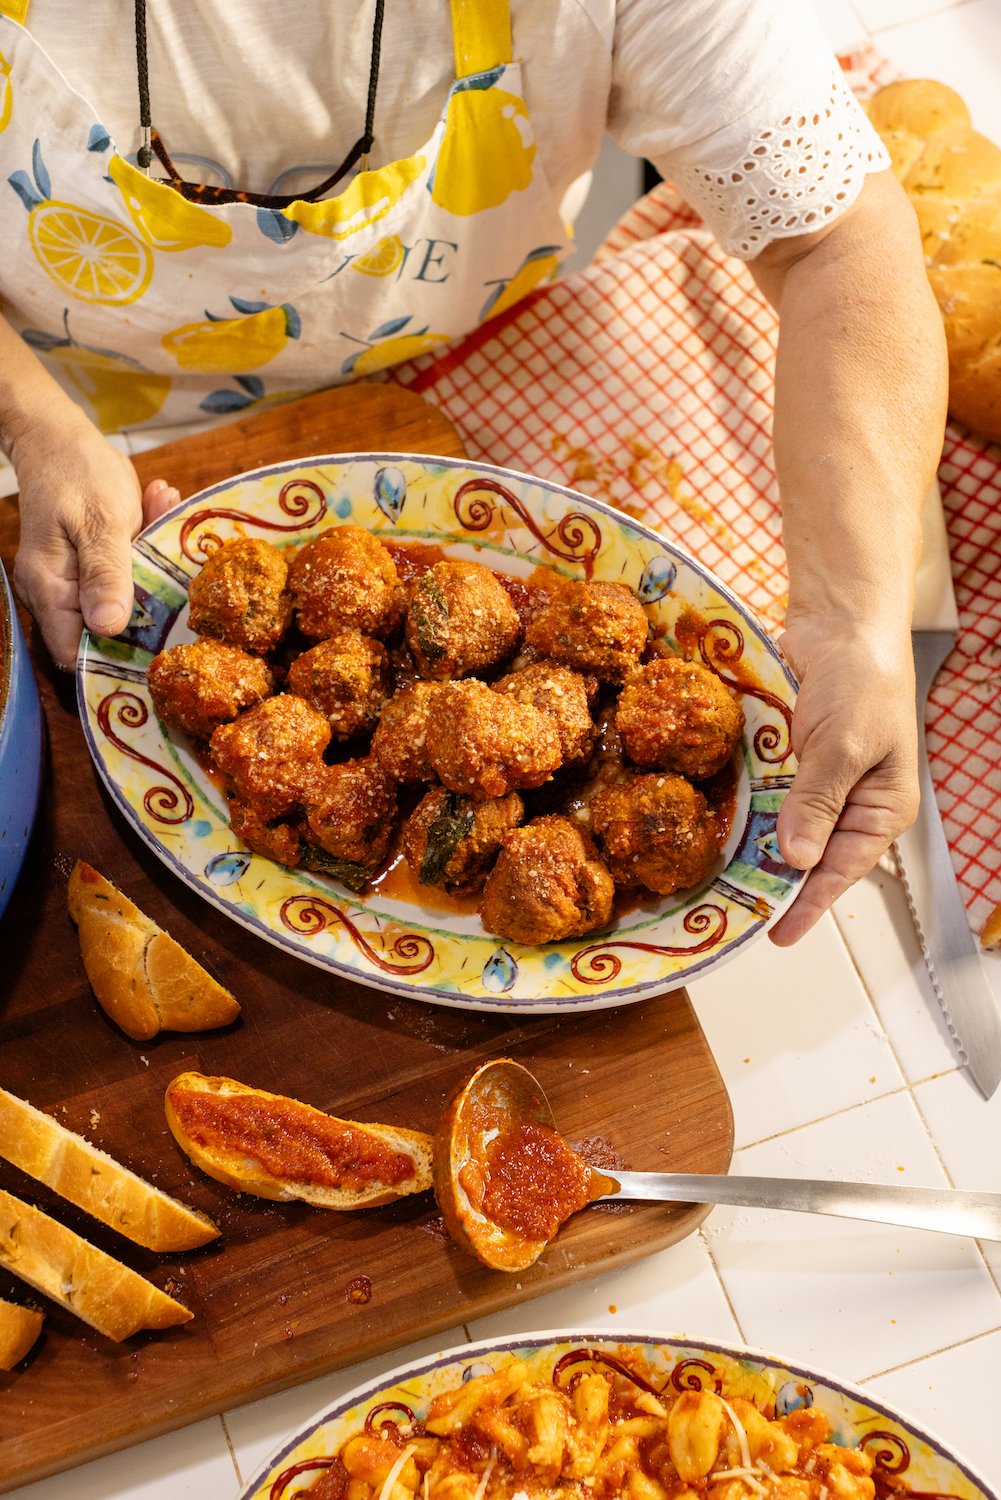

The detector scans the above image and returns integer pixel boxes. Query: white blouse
[11,0,889,260]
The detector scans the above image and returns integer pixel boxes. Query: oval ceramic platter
[77,454,803,1011]
[237,1331,995,1500]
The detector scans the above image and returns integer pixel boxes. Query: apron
[0,0,573,432]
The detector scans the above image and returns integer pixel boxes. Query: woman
[0,0,948,944]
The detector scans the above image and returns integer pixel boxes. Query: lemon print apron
[0,1,572,432]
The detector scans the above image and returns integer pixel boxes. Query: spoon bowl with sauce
[435,1058,1001,1271]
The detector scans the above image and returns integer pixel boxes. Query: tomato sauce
[479,1121,591,1241]
[168,1088,418,1190]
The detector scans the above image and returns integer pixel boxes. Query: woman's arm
[0,312,177,668]
[748,169,949,943]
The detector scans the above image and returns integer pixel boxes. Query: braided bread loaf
[866,79,1001,444]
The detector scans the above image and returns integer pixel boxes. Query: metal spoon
[434,1058,1001,1272]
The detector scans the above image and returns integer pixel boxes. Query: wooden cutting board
[0,383,732,1493]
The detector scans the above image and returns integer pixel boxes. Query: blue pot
[0,561,43,920]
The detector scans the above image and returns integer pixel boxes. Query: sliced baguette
[0,1297,44,1370]
[0,1087,218,1252]
[981,901,1001,951]
[67,860,240,1041]
[165,1072,433,1209]
[0,1188,193,1341]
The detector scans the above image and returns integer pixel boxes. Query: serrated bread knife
[893,481,1001,1099]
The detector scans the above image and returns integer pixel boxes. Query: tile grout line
[219,1413,244,1488]
[856,1318,1001,1384]
[865,0,971,39]
[696,1224,748,1345]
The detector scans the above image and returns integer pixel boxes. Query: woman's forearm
[754,171,948,636]
[0,308,86,461]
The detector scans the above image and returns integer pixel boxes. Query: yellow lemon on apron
[351,235,406,277]
[108,157,232,252]
[29,201,153,305]
[431,86,534,216]
[0,51,12,135]
[162,304,297,372]
[349,330,447,375]
[284,154,425,241]
[50,344,171,431]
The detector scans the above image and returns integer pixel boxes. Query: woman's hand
[769,617,918,946]
[9,407,179,669]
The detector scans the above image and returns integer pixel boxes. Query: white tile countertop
[4,0,1000,1496]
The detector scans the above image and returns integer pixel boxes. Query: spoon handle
[599,1171,1001,1240]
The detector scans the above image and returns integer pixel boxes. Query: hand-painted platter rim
[76,452,804,1011]
[236,1328,996,1500]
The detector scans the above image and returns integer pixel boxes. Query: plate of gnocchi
[77,453,804,1010]
[236,1330,994,1500]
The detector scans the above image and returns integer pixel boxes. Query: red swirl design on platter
[570,905,728,984]
[860,1431,962,1500]
[279,895,434,975]
[365,1400,419,1441]
[270,1458,339,1500]
[179,478,327,562]
[552,1348,664,1398]
[97,691,194,824]
[697,619,793,765]
[453,478,602,578]
[669,1358,724,1395]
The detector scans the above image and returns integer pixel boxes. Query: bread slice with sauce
[67,860,240,1041]
[0,1297,44,1370]
[0,1188,193,1341]
[164,1072,434,1209]
[0,1087,219,1252]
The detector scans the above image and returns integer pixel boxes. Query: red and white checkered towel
[389,45,1000,935]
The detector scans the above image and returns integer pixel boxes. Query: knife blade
[895,607,1001,1098]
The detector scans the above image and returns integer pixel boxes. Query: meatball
[187,536,292,654]
[589,773,725,896]
[426,679,562,800]
[303,756,397,879]
[227,796,303,868]
[370,681,448,783]
[403,788,524,893]
[405,559,521,680]
[493,663,596,766]
[286,629,390,739]
[523,579,648,682]
[478,815,615,945]
[615,656,744,780]
[288,525,404,640]
[148,637,274,739]
[209,694,330,820]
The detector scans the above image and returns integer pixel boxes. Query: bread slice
[0,1297,44,1370]
[0,1088,218,1252]
[982,901,1001,951]
[165,1072,433,1209]
[0,1188,193,1341]
[67,861,240,1041]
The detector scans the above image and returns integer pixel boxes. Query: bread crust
[0,1297,44,1370]
[0,1087,219,1252]
[165,1072,433,1209]
[981,901,1001,950]
[67,861,240,1040]
[866,78,1001,443]
[0,1188,193,1341]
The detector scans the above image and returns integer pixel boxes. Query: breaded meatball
[523,579,648,682]
[403,788,524,893]
[405,559,521,680]
[286,629,390,739]
[493,663,596,766]
[303,756,397,880]
[209,694,330,820]
[148,637,274,739]
[187,537,292,654]
[478,815,615,945]
[589,773,725,896]
[370,681,448,783]
[616,655,744,780]
[288,525,404,640]
[227,796,302,868]
[426,679,562,800]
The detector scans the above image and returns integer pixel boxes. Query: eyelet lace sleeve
[666,64,891,259]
